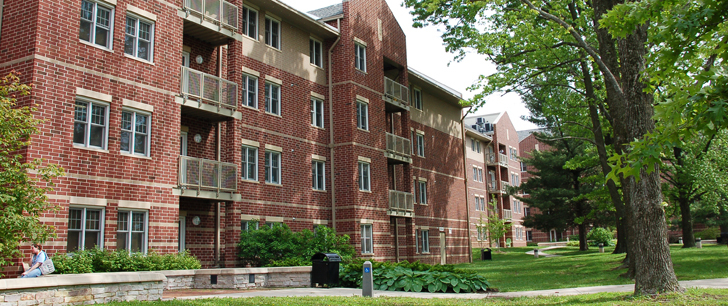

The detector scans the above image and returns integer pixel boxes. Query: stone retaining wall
[162,266,312,290]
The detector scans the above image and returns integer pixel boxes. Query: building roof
[464,126,493,142]
[308,3,344,20]
[408,67,462,99]
[517,128,545,142]
[462,112,503,127]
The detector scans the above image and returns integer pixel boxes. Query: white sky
[280,0,537,131]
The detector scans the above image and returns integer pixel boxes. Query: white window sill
[266,44,282,52]
[265,112,282,118]
[123,53,155,65]
[241,104,259,111]
[73,144,109,154]
[242,34,258,42]
[419,203,428,206]
[312,125,325,130]
[359,189,372,193]
[312,188,327,193]
[355,68,367,74]
[265,182,282,187]
[360,252,374,256]
[120,152,151,160]
[422,252,430,254]
[310,63,324,70]
[357,127,369,133]
[241,178,259,184]
[79,40,113,53]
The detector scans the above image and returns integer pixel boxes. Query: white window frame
[471,138,476,152]
[265,150,281,184]
[117,210,148,253]
[120,108,151,157]
[478,168,484,182]
[354,43,366,72]
[312,159,325,191]
[242,5,258,39]
[413,88,422,110]
[74,98,109,150]
[265,82,281,115]
[473,167,478,182]
[310,38,323,67]
[265,16,281,49]
[124,14,154,62]
[79,0,114,49]
[418,180,427,204]
[356,100,369,130]
[242,145,258,181]
[361,224,373,254]
[415,229,419,253]
[521,162,527,172]
[242,220,259,231]
[358,161,371,191]
[416,133,425,157]
[421,230,430,253]
[474,196,480,211]
[243,74,258,108]
[311,97,324,128]
[67,207,105,252]
[476,141,481,153]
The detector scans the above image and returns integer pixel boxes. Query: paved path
[524,246,564,257]
[162,278,728,300]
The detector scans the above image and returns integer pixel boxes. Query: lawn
[458,244,728,292]
[105,288,728,305]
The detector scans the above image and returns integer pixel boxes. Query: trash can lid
[311,252,342,262]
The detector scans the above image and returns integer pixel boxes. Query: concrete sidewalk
[162,278,728,300]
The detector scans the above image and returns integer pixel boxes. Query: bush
[51,249,201,274]
[238,224,355,267]
[587,227,614,246]
[339,259,489,293]
[566,240,580,247]
[526,242,538,247]
[694,227,721,240]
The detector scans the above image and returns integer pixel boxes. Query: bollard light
[534,249,539,259]
[696,238,703,249]
[599,243,604,253]
[362,261,373,297]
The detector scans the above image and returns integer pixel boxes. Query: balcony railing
[498,153,509,167]
[179,156,237,193]
[485,153,497,165]
[384,77,410,105]
[502,209,512,220]
[488,181,499,193]
[181,66,238,111]
[388,190,414,216]
[501,180,510,192]
[386,133,412,160]
[184,0,238,30]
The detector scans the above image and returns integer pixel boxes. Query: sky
[280,0,538,131]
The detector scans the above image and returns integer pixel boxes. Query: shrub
[339,259,489,293]
[694,227,721,240]
[587,227,614,246]
[51,248,201,274]
[566,240,580,247]
[526,242,538,247]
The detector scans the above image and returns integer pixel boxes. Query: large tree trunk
[579,222,589,251]
[679,195,696,248]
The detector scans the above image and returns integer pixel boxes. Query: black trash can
[481,248,492,260]
[311,252,342,287]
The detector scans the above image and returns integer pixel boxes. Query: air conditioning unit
[483,123,494,134]
[476,117,485,124]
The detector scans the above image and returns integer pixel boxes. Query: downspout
[460,107,473,263]
[215,45,224,266]
[328,29,342,231]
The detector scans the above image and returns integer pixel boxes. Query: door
[178,215,186,252]
[440,232,446,265]
[179,132,188,184]
[182,51,190,68]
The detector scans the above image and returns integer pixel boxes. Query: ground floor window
[117,210,147,252]
[68,207,104,252]
[361,224,373,254]
[421,230,430,253]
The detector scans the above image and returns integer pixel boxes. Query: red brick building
[0,0,472,276]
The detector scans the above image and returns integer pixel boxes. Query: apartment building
[464,112,528,247]
[0,0,470,275]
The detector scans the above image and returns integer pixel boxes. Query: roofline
[408,67,463,103]
[464,127,493,142]
[271,0,340,37]
[468,112,505,124]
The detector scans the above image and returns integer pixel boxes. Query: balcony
[498,153,509,167]
[385,133,412,164]
[383,77,410,112]
[488,181,501,194]
[179,0,242,45]
[502,209,512,221]
[485,153,497,166]
[175,156,240,201]
[388,190,414,218]
[178,66,241,121]
[501,180,511,193]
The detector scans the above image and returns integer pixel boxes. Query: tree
[483,196,510,250]
[0,73,64,276]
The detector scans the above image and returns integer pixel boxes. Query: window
[310,38,322,67]
[525,207,530,216]
[265,83,280,115]
[242,220,259,231]
[521,162,527,172]
[421,230,430,253]
[120,110,150,156]
[242,6,258,38]
[411,131,415,154]
[79,0,113,49]
[361,224,373,254]
[266,222,280,229]
[471,138,476,152]
[418,181,427,204]
[311,98,324,128]
[478,168,484,182]
[243,74,258,108]
[527,230,533,241]
[416,134,425,157]
[477,141,481,153]
[354,43,366,72]
[415,229,419,253]
[413,88,422,110]
[474,197,480,211]
[312,160,325,190]
[74,100,108,149]
[67,207,103,252]
[265,16,280,49]
[356,100,368,130]
[477,227,484,241]
[124,15,154,61]
[117,211,147,252]
[242,146,258,181]
[265,151,281,184]
[358,161,370,191]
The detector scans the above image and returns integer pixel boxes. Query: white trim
[416,129,425,135]
[312,154,326,161]
[266,216,284,223]
[357,156,371,163]
[117,200,151,210]
[76,87,112,102]
[242,66,260,77]
[126,4,156,21]
[265,75,282,85]
[265,144,282,152]
[182,45,191,53]
[313,219,329,225]
[311,91,325,100]
[241,139,260,147]
[240,214,260,221]
[69,196,107,207]
[356,95,369,103]
[122,98,154,112]
[359,219,375,224]
[353,37,367,46]
[418,177,428,182]
[99,0,116,5]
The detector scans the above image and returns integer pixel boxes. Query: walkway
[524,246,564,257]
[162,278,728,300]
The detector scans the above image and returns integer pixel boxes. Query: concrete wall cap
[0,272,166,290]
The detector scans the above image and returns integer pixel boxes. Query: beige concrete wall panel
[410,91,463,138]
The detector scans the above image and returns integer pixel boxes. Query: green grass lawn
[105,288,728,305]
[459,244,728,292]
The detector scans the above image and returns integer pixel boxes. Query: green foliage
[339,259,489,293]
[0,73,64,276]
[483,196,510,249]
[51,248,201,274]
[526,242,538,247]
[566,240,580,247]
[587,228,614,246]
[238,223,355,267]
[694,228,721,240]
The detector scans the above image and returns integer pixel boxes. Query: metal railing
[501,180,510,192]
[488,181,499,193]
[498,153,509,167]
[181,66,238,111]
[485,153,497,165]
[384,77,410,105]
[179,156,237,193]
[389,190,415,212]
[386,133,411,157]
[184,0,239,30]
[502,209,512,220]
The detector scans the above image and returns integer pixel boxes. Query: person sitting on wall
[20,243,47,278]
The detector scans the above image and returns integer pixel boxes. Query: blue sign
[364,267,371,273]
